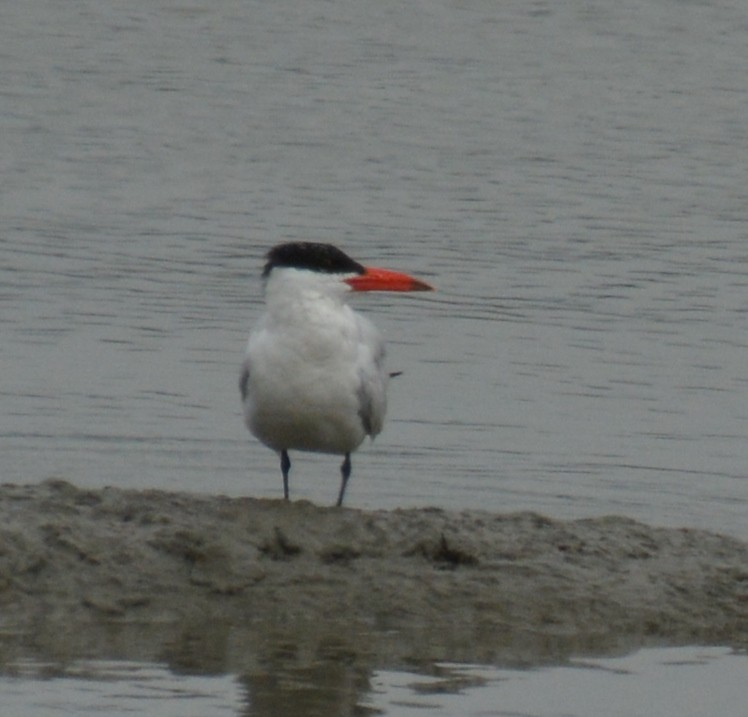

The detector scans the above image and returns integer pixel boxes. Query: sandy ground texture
[0,479,746,675]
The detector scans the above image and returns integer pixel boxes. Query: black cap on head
[263,242,365,278]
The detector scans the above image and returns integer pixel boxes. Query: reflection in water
[0,617,650,717]
[2,646,747,717]
[0,627,375,717]
[244,662,370,717]
[161,622,375,717]
[0,661,246,717]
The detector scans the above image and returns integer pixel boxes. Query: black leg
[336,453,351,507]
[280,450,290,500]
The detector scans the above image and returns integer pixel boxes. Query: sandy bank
[0,479,746,670]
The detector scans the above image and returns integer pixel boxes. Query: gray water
[2,648,747,717]
[2,0,748,714]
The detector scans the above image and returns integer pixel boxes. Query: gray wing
[239,361,250,402]
[355,318,388,438]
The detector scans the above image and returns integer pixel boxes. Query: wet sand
[0,479,746,674]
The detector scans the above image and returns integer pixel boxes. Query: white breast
[242,269,388,455]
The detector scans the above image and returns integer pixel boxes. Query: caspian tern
[240,242,433,506]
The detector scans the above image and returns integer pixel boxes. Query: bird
[240,242,433,506]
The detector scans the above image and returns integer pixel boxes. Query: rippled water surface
[2,0,748,714]
[2,661,245,717]
[3,648,747,717]
[365,647,748,717]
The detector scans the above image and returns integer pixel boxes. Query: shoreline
[1,479,746,671]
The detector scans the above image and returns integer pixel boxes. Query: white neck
[264,268,353,325]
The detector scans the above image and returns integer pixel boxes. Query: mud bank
[0,480,746,672]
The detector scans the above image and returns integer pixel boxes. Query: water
[2,648,747,716]
[2,0,747,714]
[1,661,245,717]
[365,647,748,717]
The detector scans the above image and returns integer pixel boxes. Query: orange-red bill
[345,267,434,293]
